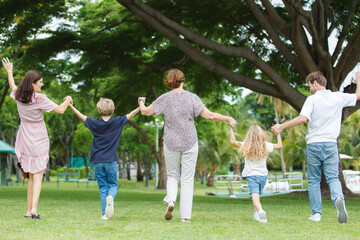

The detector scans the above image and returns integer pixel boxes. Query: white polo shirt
[299,90,357,144]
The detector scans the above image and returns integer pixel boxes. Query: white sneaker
[309,213,321,222]
[100,215,109,220]
[259,218,268,223]
[253,212,260,221]
[259,209,267,223]
[181,218,191,223]
[165,202,175,220]
[105,196,114,218]
[335,198,348,223]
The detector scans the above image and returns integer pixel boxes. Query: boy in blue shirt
[70,98,140,220]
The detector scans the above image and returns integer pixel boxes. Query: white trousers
[163,142,198,219]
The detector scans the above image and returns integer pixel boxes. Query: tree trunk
[6,155,13,185]
[117,153,124,179]
[206,166,216,187]
[127,120,166,189]
[158,128,167,189]
[136,158,144,182]
[302,160,307,179]
[46,161,50,182]
[126,152,131,181]
[143,154,151,187]
[14,156,22,183]
[274,104,286,177]
[82,153,89,175]
[233,163,241,181]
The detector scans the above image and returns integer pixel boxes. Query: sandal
[31,215,40,219]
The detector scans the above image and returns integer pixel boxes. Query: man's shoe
[100,215,109,220]
[105,196,114,218]
[335,198,348,223]
[308,213,321,222]
[164,202,174,220]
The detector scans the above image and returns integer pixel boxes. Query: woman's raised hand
[138,97,146,105]
[63,96,73,105]
[2,57,13,73]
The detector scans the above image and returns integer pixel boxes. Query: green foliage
[339,111,360,169]
[50,169,57,176]
[56,166,86,178]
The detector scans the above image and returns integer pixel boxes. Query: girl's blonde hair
[239,125,269,161]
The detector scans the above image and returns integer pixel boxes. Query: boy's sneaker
[308,213,321,222]
[100,215,109,220]
[164,202,175,220]
[259,209,266,223]
[105,196,114,218]
[335,197,348,223]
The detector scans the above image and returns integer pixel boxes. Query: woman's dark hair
[15,70,42,103]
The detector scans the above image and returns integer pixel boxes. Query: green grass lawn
[0,178,359,240]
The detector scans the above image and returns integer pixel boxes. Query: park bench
[57,168,80,187]
[86,169,97,187]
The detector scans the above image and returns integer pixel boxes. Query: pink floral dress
[10,86,58,174]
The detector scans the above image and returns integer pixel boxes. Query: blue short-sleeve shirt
[85,116,128,163]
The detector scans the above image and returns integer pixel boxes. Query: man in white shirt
[272,71,360,223]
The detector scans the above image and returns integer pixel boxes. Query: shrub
[50,170,57,176]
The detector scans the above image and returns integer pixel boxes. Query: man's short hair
[306,71,327,87]
[96,97,115,116]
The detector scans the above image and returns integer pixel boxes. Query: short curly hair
[306,72,327,87]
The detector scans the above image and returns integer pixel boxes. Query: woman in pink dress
[2,58,73,219]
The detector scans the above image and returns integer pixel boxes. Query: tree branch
[260,0,292,39]
[127,120,161,163]
[334,26,360,87]
[0,85,9,112]
[117,0,306,111]
[332,0,358,63]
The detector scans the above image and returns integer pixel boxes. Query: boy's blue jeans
[306,142,344,215]
[94,161,119,215]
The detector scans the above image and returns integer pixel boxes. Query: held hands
[138,97,146,105]
[228,117,237,129]
[2,57,13,73]
[63,96,73,105]
[271,124,283,135]
[352,72,360,85]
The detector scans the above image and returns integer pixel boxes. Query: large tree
[116,0,360,113]
[115,0,360,195]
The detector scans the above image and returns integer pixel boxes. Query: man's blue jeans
[306,142,344,215]
[94,161,119,215]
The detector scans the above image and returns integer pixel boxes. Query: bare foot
[30,209,38,216]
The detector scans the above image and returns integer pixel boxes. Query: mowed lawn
[0,178,359,240]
